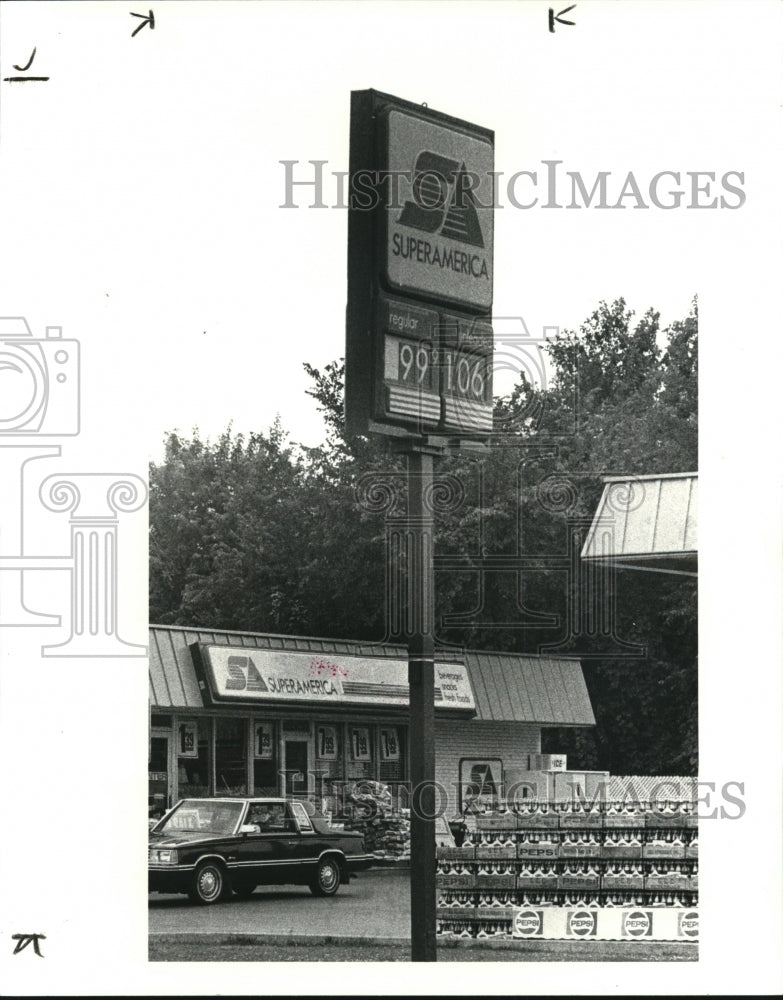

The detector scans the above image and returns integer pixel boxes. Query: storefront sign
[177,721,198,758]
[460,758,502,811]
[380,727,400,761]
[350,727,372,761]
[192,644,476,712]
[316,725,339,760]
[253,721,274,759]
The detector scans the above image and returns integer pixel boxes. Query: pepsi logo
[567,910,596,937]
[623,910,652,937]
[678,910,699,938]
[514,909,543,937]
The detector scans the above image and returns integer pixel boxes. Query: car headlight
[150,849,178,865]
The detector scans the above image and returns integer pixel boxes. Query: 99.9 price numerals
[397,341,490,403]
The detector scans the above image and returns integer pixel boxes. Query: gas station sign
[346,90,495,441]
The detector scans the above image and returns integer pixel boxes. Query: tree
[149,297,698,775]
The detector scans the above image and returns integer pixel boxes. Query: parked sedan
[149,797,373,904]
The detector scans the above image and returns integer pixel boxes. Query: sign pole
[406,447,437,963]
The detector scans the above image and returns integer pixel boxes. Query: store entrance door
[148,734,171,821]
[283,738,310,798]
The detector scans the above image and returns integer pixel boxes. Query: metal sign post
[345,88,495,963]
[405,446,437,962]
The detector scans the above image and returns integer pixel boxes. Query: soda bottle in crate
[457,918,475,939]
[605,800,646,828]
[688,859,699,891]
[558,799,604,830]
[603,826,643,860]
[562,829,602,859]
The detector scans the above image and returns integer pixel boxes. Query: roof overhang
[581,473,697,579]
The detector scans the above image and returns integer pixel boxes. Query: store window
[379,726,405,785]
[252,720,277,795]
[148,734,170,820]
[215,718,247,795]
[314,723,342,798]
[346,725,373,781]
[176,718,209,798]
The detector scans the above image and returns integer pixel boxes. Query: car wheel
[189,861,228,905]
[310,857,341,897]
[233,883,257,899]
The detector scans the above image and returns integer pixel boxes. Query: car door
[230,802,300,885]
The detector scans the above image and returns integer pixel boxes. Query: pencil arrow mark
[549,4,576,32]
[130,10,155,37]
[12,48,36,72]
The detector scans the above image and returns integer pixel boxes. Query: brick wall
[434,720,541,817]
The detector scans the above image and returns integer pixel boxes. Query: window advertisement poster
[380,727,400,761]
[177,721,198,759]
[316,724,338,760]
[350,727,372,761]
[253,721,274,760]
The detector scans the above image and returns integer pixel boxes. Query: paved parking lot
[149,868,409,938]
[149,869,697,961]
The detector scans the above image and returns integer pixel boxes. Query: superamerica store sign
[384,110,494,311]
[190,643,476,712]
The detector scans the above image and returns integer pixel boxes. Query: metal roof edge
[148,625,584,667]
[601,471,698,483]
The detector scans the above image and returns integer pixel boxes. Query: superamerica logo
[398,151,485,247]
[220,654,340,697]
[391,150,490,284]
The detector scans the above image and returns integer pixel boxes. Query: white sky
[0,0,733,460]
[0,1,781,996]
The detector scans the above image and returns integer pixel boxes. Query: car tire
[232,883,257,899]
[189,861,228,905]
[310,857,341,897]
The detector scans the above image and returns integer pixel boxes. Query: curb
[149,932,698,953]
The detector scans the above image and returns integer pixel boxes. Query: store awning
[149,625,595,727]
[581,473,697,577]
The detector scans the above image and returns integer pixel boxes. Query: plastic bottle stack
[435,801,698,939]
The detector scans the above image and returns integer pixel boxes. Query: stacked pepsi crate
[436,801,698,939]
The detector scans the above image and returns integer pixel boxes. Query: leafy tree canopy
[150,297,697,775]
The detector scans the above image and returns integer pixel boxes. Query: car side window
[289,800,314,832]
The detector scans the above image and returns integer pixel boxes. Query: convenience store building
[149,624,596,818]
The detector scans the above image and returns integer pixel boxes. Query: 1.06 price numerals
[397,342,490,403]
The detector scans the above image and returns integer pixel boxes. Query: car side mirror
[239,824,258,835]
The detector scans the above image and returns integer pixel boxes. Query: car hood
[149,830,224,848]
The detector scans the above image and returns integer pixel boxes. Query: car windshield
[156,800,245,836]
